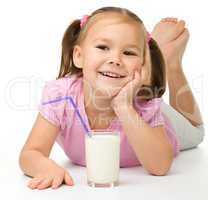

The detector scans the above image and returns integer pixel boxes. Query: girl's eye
[96,45,109,50]
[124,51,137,56]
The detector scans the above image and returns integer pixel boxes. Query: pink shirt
[38,74,180,168]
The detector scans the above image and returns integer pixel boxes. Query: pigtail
[57,19,82,79]
[137,38,166,100]
[149,38,166,98]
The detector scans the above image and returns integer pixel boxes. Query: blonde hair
[57,6,166,100]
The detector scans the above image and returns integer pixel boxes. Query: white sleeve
[160,100,205,151]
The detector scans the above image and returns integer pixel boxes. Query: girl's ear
[73,45,83,69]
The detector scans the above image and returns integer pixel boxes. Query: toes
[161,17,178,23]
[169,17,178,22]
[174,28,189,45]
[184,28,189,37]
[177,20,186,28]
[175,20,186,35]
[179,28,190,40]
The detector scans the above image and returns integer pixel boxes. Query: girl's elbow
[148,167,170,176]
[148,155,174,176]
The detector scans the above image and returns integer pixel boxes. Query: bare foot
[152,18,186,47]
[151,18,189,71]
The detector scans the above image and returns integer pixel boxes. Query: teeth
[100,72,124,78]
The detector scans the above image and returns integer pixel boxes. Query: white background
[0,0,207,199]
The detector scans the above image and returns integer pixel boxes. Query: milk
[85,131,120,187]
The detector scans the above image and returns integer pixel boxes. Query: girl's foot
[151,18,189,71]
[152,18,185,47]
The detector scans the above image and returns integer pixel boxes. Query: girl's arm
[116,106,174,176]
[19,113,59,177]
[19,113,74,189]
[110,63,174,175]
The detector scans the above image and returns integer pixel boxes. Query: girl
[19,7,204,190]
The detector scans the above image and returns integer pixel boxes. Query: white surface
[0,0,208,199]
[1,140,208,200]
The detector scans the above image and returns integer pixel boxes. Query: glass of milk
[85,130,120,187]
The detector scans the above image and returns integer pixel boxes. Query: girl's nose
[107,57,121,67]
[108,60,121,66]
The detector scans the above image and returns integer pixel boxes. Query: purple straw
[41,96,91,136]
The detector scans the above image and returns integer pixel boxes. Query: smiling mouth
[98,71,126,79]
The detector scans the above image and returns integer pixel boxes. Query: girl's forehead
[84,14,145,45]
[88,13,143,32]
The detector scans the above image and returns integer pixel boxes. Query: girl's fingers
[27,178,44,189]
[132,70,142,96]
[141,66,148,83]
[64,171,74,186]
[37,178,53,190]
[134,69,141,83]
[52,176,64,189]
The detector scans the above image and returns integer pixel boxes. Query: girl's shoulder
[38,73,83,128]
[41,73,83,99]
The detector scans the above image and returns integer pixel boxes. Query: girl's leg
[161,100,204,151]
[152,18,205,150]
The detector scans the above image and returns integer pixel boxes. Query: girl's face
[73,14,150,97]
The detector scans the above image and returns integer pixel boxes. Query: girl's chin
[94,85,122,98]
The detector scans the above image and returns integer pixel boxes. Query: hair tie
[80,15,89,29]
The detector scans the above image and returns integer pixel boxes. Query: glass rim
[86,129,120,137]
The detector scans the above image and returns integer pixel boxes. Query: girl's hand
[152,18,189,72]
[111,66,148,114]
[27,161,74,190]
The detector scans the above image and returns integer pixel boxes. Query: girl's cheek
[83,52,96,66]
[127,57,142,67]
[131,61,142,72]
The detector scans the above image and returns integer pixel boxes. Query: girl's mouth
[98,71,126,79]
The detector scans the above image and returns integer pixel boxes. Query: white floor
[1,135,208,200]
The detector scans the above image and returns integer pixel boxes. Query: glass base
[87,180,118,188]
